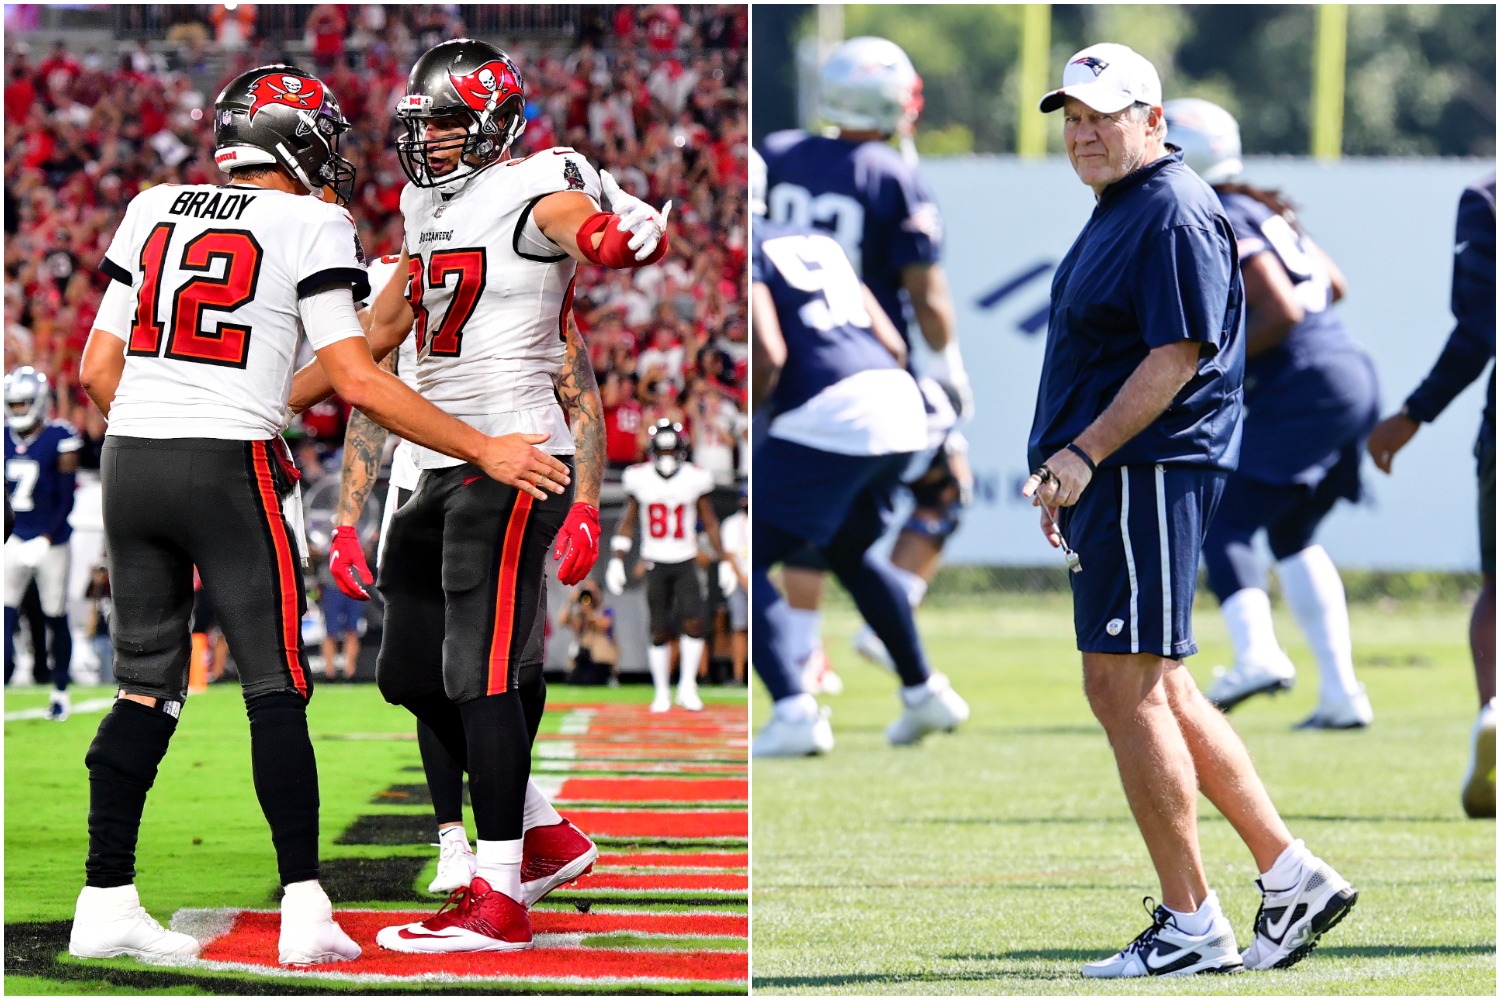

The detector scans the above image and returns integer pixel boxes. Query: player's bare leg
[321,635,338,681]
[784,566,838,694]
[1082,652,1209,913]
[341,632,360,681]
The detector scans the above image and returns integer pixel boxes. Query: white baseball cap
[1038,43,1162,114]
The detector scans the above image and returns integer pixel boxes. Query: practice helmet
[818,36,923,137]
[1163,98,1243,186]
[214,65,356,204]
[396,39,527,191]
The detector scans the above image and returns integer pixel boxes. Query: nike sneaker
[1461,699,1496,819]
[429,834,477,894]
[69,885,201,961]
[376,876,531,953]
[1207,658,1296,712]
[1294,686,1374,731]
[1240,851,1357,970]
[521,819,598,907]
[886,674,969,746]
[1082,898,1242,978]
[752,708,834,758]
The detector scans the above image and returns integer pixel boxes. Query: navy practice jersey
[5,421,81,542]
[760,130,941,355]
[753,219,926,457]
[1028,151,1245,473]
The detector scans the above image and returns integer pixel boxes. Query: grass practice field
[5,681,747,995]
[751,593,1496,995]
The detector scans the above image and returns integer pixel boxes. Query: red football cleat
[375,876,532,953]
[521,819,599,907]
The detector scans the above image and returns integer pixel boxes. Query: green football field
[5,680,749,995]
[751,594,1496,996]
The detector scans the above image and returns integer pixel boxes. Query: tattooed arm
[334,349,398,528]
[554,309,604,508]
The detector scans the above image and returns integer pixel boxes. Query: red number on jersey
[127,223,263,368]
[407,248,486,356]
[646,502,689,539]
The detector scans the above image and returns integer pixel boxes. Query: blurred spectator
[84,563,114,685]
[564,578,617,685]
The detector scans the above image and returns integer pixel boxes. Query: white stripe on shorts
[1155,464,1171,657]
[1119,468,1139,654]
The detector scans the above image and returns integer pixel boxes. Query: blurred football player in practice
[5,366,81,722]
[606,418,735,713]
[72,63,567,967]
[751,149,969,756]
[1366,174,1495,817]
[760,36,973,700]
[324,254,596,902]
[1165,99,1380,730]
[290,39,670,954]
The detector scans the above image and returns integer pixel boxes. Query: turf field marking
[3,697,113,722]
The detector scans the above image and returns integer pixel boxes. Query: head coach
[1022,43,1357,978]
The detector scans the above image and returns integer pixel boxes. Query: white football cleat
[278,882,361,965]
[674,686,704,711]
[1206,657,1296,712]
[1083,898,1242,978]
[1461,699,1495,819]
[649,692,671,713]
[49,690,71,721]
[69,885,201,961]
[428,834,477,894]
[752,708,834,758]
[851,624,897,673]
[886,674,969,746]
[1294,685,1373,730]
[1239,847,1357,970]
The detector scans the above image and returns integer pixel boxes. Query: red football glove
[552,502,601,585]
[329,525,373,600]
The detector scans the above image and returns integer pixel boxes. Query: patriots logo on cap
[449,59,522,132]
[1070,55,1110,76]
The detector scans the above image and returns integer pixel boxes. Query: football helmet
[818,36,923,137]
[1163,98,1244,185]
[749,147,766,217]
[396,39,527,191]
[213,65,356,205]
[4,366,49,435]
[648,419,687,478]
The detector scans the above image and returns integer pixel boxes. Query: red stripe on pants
[251,442,307,697]
[486,492,534,695]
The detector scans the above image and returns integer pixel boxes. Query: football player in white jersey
[289,39,670,954]
[606,419,735,712]
[325,255,599,904]
[70,64,571,968]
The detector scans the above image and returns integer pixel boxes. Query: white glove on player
[14,535,51,569]
[600,170,672,261]
[604,557,627,596]
[926,342,975,422]
[717,560,737,596]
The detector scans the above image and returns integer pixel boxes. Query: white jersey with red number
[622,461,716,564]
[365,254,421,490]
[97,183,368,439]
[400,147,602,467]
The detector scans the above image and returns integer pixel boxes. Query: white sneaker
[1461,700,1495,819]
[752,708,834,758]
[675,686,704,711]
[851,625,896,673]
[69,885,201,961]
[1294,685,1373,730]
[278,882,361,965]
[1206,657,1296,712]
[49,690,71,721]
[1082,898,1242,978]
[429,835,477,894]
[650,692,671,713]
[886,674,969,746]
[1240,850,1357,970]
[799,649,843,696]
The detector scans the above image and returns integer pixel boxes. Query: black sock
[85,700,177,888]
[417,718,466,826]
[246,692,320,886]
[45,615,72,690]
[519,661,546,746]
[460,694,530,842]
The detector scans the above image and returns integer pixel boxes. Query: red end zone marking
[598,852,747,869]
[197,910,747,981]
[559,778,747,802]
[565,809,746,839]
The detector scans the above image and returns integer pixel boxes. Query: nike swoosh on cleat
[397,928,461,939]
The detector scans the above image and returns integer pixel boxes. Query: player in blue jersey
[1028,46,1355,977]
[760,35,973,705]
[1164,99,1381,730]
[5,366,81,721]
[1367,175,1495,816]
[750,150,968,756]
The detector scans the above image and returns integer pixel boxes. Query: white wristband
[610,536,632,555]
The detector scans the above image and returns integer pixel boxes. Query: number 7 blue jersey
[5,422,81,542]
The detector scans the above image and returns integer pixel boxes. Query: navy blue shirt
[752,219,902,417]
[1028,150,1245,472]
[1405,176,1495,443]
[760,129,942,356]
[5,421,81,542]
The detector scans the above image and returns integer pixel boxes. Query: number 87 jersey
[97,183,370,439]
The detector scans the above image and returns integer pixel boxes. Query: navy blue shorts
[319,586,364,637]
[753,436,910,553]
[1058,464,1227,659]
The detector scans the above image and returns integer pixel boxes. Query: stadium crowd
[4,3,749,481]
